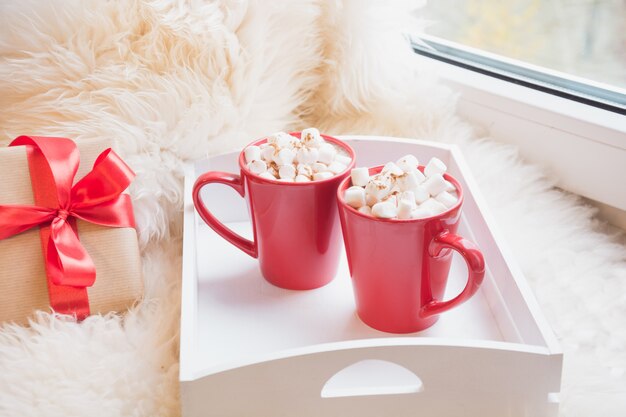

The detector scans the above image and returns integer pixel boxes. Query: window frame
[412,35,626,115]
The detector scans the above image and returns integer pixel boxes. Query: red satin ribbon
[0,136,136,319]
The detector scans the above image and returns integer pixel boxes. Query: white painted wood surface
[180,137,563,417]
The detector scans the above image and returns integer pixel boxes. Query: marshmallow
[244,145,261,163]
[277,177,294,182]
[247,128,349,183]
[296,164,313,178]
[341,155,460,220]
[313,171,334,181]
[274,147,296,165]
[261,145,277,162]
[424,157,447,177]
[371,201,397,219]
[267,132,294,148]
[413,169,427,184]
[397,169,425,191]
[389,180,402,195]
[334,154,352,166]
[344,186,366,208]
[365,193,378,206]
[317,143,337,165]
[296,147,319,165]
[312,162,328,173]
[265,133,280,145]
[365,177,392,201]
[435,191,458,208]
[413,186,430,204]
[285,135,300,149]
[399,191,417,207]
[381,162,404,177]
[382,194,398,207]
[258,172,276,181]
[397,199,414,219]
[420,198,447,215]
[423,173,448,196]
[278,164,296,179]
[301,127,323,148]
[351,167,369,187]
[396,154,419,173]
[327,161,347,174]
[247,159,267,175]
[411,206,433,219]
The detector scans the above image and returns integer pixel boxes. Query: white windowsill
[417,56,626,220]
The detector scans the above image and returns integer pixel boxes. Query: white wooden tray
[179,136,563,417]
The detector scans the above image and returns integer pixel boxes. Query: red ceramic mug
[193,133,355,290]
[337,165,485,333]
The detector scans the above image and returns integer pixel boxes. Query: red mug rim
[337,165,465,223]
[238,132,356,185]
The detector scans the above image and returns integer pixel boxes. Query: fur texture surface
[0,1,624,416]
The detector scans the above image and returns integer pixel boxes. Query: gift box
[0,136,143,325]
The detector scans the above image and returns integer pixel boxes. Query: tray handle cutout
[321,359,424,398]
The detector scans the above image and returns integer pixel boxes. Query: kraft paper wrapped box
[0,137,143,325]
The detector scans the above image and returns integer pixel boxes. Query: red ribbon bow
[0,136,136,319]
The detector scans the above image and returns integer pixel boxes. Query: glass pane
[422,0,626,90]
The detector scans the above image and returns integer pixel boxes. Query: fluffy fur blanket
[0,1,624,416]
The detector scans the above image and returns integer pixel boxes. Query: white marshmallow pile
[244,128,352,182]
[344,155,458,219]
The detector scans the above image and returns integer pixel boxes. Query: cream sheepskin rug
[1,1,625,416]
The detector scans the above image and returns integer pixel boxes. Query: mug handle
[192,172,258,258]
[419,231,485,318]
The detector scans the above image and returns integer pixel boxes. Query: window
[408,1,626,227]
[414,0,626,114]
